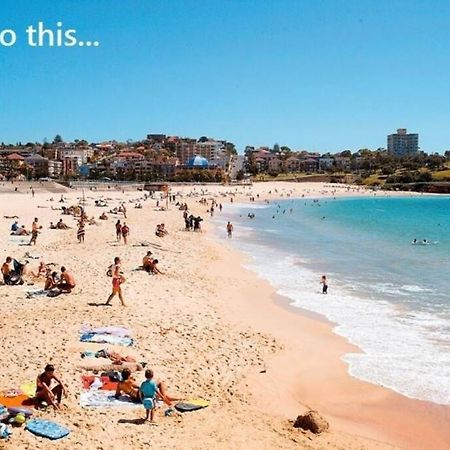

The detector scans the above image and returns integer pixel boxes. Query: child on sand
[321,275,328,294]
[139,369,163,423]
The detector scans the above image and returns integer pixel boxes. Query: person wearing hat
[35,364,66,410]
[142,251,154,273]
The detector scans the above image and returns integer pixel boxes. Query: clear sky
[1,0,450,153]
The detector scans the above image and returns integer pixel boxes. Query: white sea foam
[241,243,450,405]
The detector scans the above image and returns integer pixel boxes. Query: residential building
[229,155,245,179]
[24,154,49,178]
[48,160,63,178]
[387,128,419,156]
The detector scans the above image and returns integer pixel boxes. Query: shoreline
[209,233,450,449]
[0,181,448,449]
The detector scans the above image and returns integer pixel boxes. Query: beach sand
[0,181,448,449]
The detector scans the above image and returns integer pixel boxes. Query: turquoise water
[216,196,450,405]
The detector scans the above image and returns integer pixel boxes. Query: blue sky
[1,0,450,153]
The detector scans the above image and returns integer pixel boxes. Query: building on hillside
[48,160,63,178]
[285,156,301,172]
[229,155,245,179]
[24,154,49,178]
[319,156,334,171]
[387,128,419,156]
[62,157,80,178]
[299,157,320,172]
[267,158,284,173]
[133,157,179,180]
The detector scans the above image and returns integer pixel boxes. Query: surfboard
[175,398,209,412]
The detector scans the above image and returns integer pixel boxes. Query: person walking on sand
[321,275,328,294]
[29,217,42,246]
[121,223,130,245]
[115,220,122,242]
[106,257,126,306]
[226,221,233,238]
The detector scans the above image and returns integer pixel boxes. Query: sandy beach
[0,181,448,450]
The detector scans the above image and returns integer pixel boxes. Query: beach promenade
[0,182,448,450]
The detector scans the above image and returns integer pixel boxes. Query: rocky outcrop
[293,410,329,434]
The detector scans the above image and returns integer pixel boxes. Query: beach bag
[106,265,113,277]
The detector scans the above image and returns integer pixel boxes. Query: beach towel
[26,289,48,298]
[79,390,140,408]
[25,419,70,440]
[0,393,32,408]
[79,326,132,337]
[81,376,118,391]
[79,333,133,347]
[20,381,36,397]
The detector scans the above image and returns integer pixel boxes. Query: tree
[236,170,245,181]
[272,143,280,154]
[225,142,237,155]
[53,134,63,144]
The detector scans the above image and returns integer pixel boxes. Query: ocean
[214,195,450,405]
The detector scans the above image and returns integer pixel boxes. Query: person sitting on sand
[155,224,168,237]
[10,221,19,233]
[56,219,70,230]
[1,257,13,285]
[49,222,57,229]
[142,251,154,273]
[148,259,164,275]
[12,225,29,236]
[35,364,66,410]
[99,212,108,220]
[29,260,49,280]
[115,368,140,402]
[57,266,76,293]
[44,271,59,290]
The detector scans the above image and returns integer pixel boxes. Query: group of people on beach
[35,364,174,423]
[115,220,130,244]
